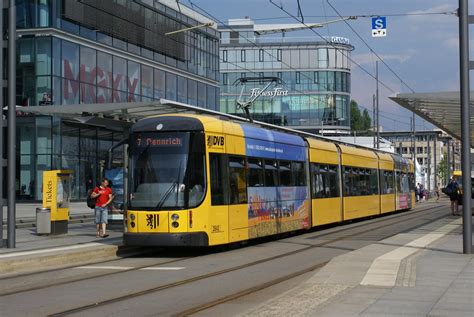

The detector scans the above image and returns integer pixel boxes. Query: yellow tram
[124,114,414,247]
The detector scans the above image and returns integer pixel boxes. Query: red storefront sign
[63,59,140,103]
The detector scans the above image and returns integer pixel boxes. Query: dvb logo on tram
[207,135,225,149]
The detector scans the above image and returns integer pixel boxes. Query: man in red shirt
[90,178,113,238]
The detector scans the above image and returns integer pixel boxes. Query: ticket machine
[42,170,72,234]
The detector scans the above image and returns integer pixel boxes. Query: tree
[350,100,372,135]
[361,109,372,132]
[437,156,448,186]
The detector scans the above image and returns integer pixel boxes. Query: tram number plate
[146,214,159,230]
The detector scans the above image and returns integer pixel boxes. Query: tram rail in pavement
[0,199,450,278]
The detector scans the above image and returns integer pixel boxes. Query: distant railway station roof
[390,91,474,143]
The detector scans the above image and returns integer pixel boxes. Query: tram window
[264,160,278,187]
[187,150,206,208]
[369,169,379,195]
[401,173,410,193]
[343,167,352,196]
[311,163,339,198]
[311,164,323,198]
[327,165,339,197]
[210,154,229,205]
[344,166,379,197]
[396,172,402,192]
[279,161,293,186]
[229,156,247,204]
[409,173,415,191]
[292,162,306,186]
[356,169,367,196]
[248,158,264,187]
[380,170,392,194]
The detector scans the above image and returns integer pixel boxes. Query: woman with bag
[445,178,460,216]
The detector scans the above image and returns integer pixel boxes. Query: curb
[2,214,95,230]
[0,242,145,277]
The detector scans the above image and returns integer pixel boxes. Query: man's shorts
[95,207,108,224]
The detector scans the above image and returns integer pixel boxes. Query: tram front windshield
[129,132,205,210]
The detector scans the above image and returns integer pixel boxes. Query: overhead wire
[269,0,425,130]
[186,0,416,130]
[326,0,416,93]
[269,0,397,94]
[188,0,358,119]
[250,11,457,21]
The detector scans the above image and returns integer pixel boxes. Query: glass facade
[219,21,352,132]
[11,0,220,200]
[17,117,124,200]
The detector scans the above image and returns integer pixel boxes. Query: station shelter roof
[17,99,222,131]
[389,91,474,144]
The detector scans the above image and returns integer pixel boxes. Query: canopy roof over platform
[390,91,474,143]
[16,99,204,131]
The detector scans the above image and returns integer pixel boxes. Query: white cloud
[407,4,456,16]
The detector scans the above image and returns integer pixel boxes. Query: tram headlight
[130,214,136,221]
[171,214,179,221]
[171,221,179,228]
[130,222,136,228]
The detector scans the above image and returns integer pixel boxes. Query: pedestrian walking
[419,184,425,201]
[445,178,460,216]
[416,183,420,202]
[90,178,113,238]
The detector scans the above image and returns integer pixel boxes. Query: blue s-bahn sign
[372,16,387,37]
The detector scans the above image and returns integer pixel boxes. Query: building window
[241,73,246,80]
[223,73,228,86]
[259,49,264,62]
[296,71,301,84]
[230,31,239,44]
[277,72,282,80]
[277,49,282,61]
[222,50,228,62]
[318,48,328,68]
[241,49,246,62]
[259,72,264,84]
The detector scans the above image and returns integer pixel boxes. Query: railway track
[0,202,438,285]
[40,203,449,316]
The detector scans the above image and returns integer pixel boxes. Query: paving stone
[362,299,434,315]
[428,309,474,317]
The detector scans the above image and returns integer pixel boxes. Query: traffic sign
[372,16,387,37]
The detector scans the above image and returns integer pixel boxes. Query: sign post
[372,16,387,37]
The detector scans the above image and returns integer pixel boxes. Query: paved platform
[243,213,474,316]
[2,202,92,222]
[0,221,127,277]
[1,200,472,316]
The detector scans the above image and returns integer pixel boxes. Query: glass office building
[5,0,219,200]
[219,19,352,133]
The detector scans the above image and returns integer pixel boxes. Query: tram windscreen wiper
[155,182,178,210]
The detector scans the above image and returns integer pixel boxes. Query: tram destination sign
[135,136,183,147]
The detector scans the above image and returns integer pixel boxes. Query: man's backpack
[444,182,457,195]
[86,189,97,209]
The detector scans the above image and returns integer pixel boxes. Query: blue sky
[188,0,460,131]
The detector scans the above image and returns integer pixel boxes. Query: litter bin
[36,207,51,235]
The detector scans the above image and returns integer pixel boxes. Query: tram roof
[17,99,402,156]
[389,91,474,144]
